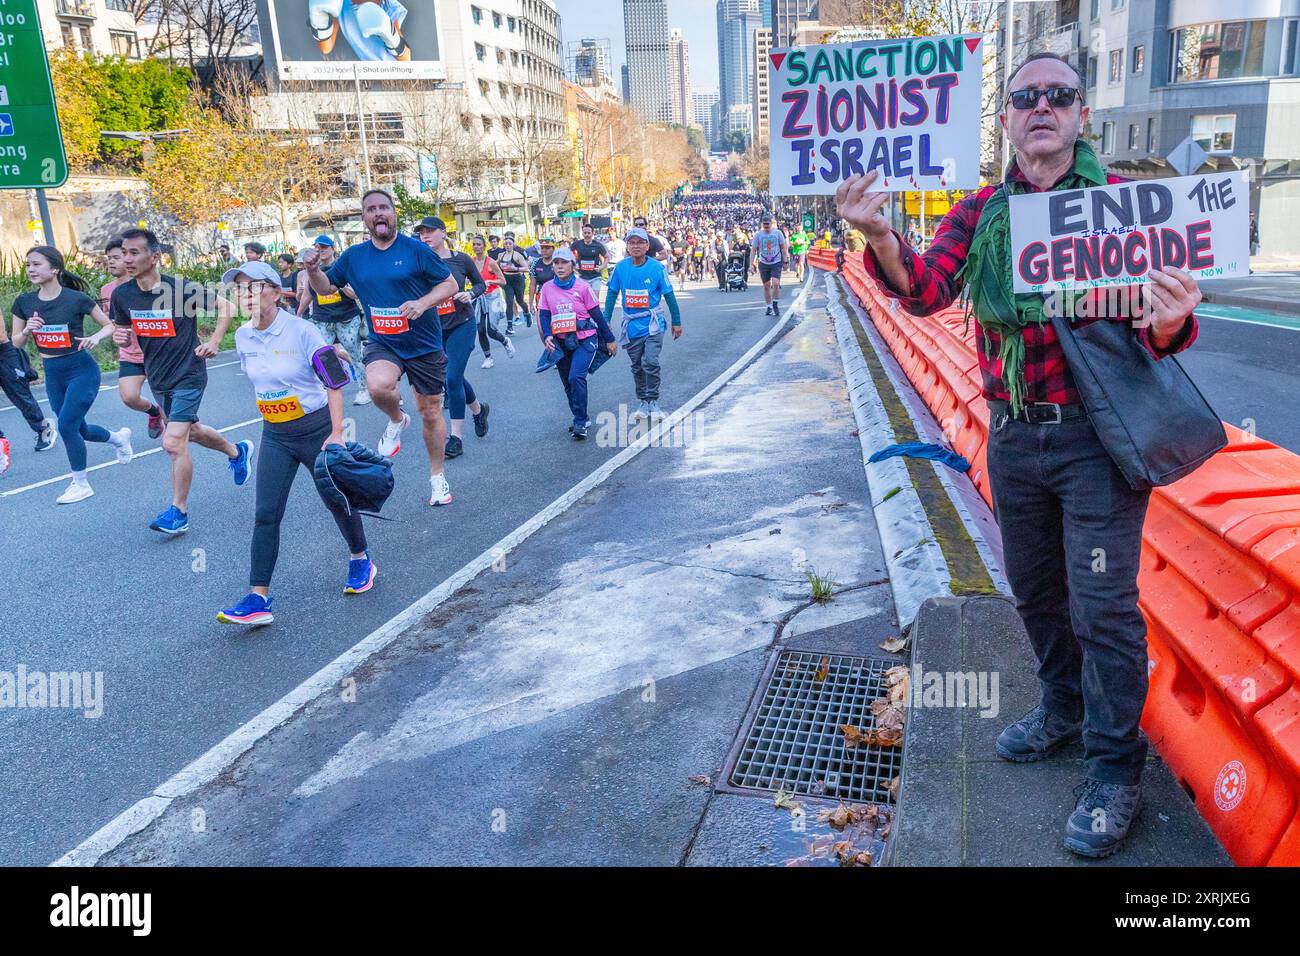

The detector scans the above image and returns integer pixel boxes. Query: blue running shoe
[345,553,377,594]
[229,440,254,487]
[150,505,189,535]
[217,593,274,627]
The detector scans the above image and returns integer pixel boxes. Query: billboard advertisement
[263,0,446,81]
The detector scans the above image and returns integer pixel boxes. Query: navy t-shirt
[325,234,452,357]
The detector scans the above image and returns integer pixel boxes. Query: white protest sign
[1009,171,1250,293]
[767,33,984,196]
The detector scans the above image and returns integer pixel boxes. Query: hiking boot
[1064,778,1143,859]
[995,704,1081,763]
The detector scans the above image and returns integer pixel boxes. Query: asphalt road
[0,274,783,866]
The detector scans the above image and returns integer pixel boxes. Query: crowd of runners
[0,179,818,627]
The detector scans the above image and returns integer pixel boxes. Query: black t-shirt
[437,251,486,332]
[110,274,216,392]
[647,235,667,258]
[487,247,505,261]
[570,240,605,279]
[279,270,299,309]
[670,241,687,260]
[12,288,96,358]
[530,258,555,292]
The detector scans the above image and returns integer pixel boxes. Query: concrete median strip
[53,295,803,867]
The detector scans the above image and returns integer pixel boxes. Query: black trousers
[988,410,1152,785]
[251,407,367,587]
[0,341,46,436]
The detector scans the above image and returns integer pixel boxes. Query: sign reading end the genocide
[1009,171,1250,293]
[767,33,983,196]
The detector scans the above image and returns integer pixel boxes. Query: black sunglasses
[1007,86,1081,110]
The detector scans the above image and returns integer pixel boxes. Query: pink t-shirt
[538,278,600,340]
[102,278,145,364]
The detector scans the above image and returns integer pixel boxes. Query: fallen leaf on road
[815,656,829,682]
[880,486,902,503]
[886,777,900,799]
[688,774,712,786]
[841,724,903,748]
[880,636,909,653]
[774,788,803,813]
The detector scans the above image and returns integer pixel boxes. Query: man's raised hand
[835,172,892,240]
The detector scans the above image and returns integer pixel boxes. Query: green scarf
[956,138,1107,414]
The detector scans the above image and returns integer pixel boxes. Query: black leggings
[476,300,508,355]
[502,274,529,323]
[251,407,366,588]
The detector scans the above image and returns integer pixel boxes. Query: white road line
[53,298,800,867]
[1,417,261,498]
[0,360,241,414]
[1194,306,1300,332]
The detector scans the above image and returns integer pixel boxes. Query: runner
[788,225,811,282]
[603,227,682,422]
[633,216,670,263]
[10,245,133,503]
[604,227,625,268]
[297,235,370,406]
[414,217,492,461]
[496,235,532,334]
[668,230,689,291]
[469,234,514,369]
[570,223,608,303]
[710,232,730,290]
[750,214,790,316]
[217,260,373,628]
[537,248,616,440]
[528,237,558,338]
[102,237,164,441]
[109,228,250,533]
[302,189,459,507]
[276,253,300,313]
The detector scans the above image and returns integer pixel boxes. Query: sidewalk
[98,279,904,867]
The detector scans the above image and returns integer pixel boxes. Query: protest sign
[1009,171,1250,293]
[767,33,983,196]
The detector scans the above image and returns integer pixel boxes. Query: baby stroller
[723,249,749,292]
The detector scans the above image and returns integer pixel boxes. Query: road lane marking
[0,417,262,498]
[1195,305,1300,332]
[0,360,241,414]
[52,279,808,866]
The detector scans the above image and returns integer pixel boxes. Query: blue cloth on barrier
[868,441,970,472]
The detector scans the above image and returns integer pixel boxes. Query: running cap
[550,247,575,262]
[222,261,281,285]
[625,228,650,242]
[313,235,336,248]
[414,216,447,233]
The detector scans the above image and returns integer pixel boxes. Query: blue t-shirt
[326,234,452,357]
[605,257,673,341]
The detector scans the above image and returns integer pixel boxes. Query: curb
[824,272,951,629]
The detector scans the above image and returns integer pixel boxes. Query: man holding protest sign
[836,52,1206,859]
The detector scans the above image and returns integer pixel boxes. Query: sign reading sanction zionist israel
[767,33,984,196]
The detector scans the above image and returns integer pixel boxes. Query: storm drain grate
[727,652,903,803]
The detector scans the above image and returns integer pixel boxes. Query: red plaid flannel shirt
[861,165,1199,406]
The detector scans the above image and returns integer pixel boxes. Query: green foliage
[49,51,192,170]
[391,184,439,232]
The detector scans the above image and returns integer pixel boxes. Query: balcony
[57,0,97,19]
[1045,22,1079,57]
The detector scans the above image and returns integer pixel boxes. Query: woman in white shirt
[217,261,373,628]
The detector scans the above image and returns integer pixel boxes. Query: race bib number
[580,260,596,271]
[316,292,342,305]
[625,291,650,310]
[130,309,176,338]
[256,388,305,423]
[32,324,72,350]
[551,308,577,335]
[437,300,457,316]
[371,307,409,335]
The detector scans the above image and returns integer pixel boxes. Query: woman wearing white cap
[537,247,616,440]
[217,260,373,628]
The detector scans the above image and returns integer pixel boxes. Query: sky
[553,0,721,94]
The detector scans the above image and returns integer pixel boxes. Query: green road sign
[0,2,69,189]
[802,212,815,232]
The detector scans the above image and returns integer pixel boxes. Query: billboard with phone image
[263,0,446,80]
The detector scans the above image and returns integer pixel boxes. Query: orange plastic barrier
[814,252,1300,866]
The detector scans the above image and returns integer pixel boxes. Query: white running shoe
[0,437,10,475]
[429,472,453,507]
[503,337,516,358]
[110,427,134,465]
[481,356,495,369]
[378,412,410,458]
[353,390,373,406]
[56,478,94,505]
[632,400,651,421]
[37,419,58,452]
[648,401,666,420]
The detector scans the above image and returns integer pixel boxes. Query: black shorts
[363,339,447,397]
[758,262,784,282]
[117,361,146,379]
